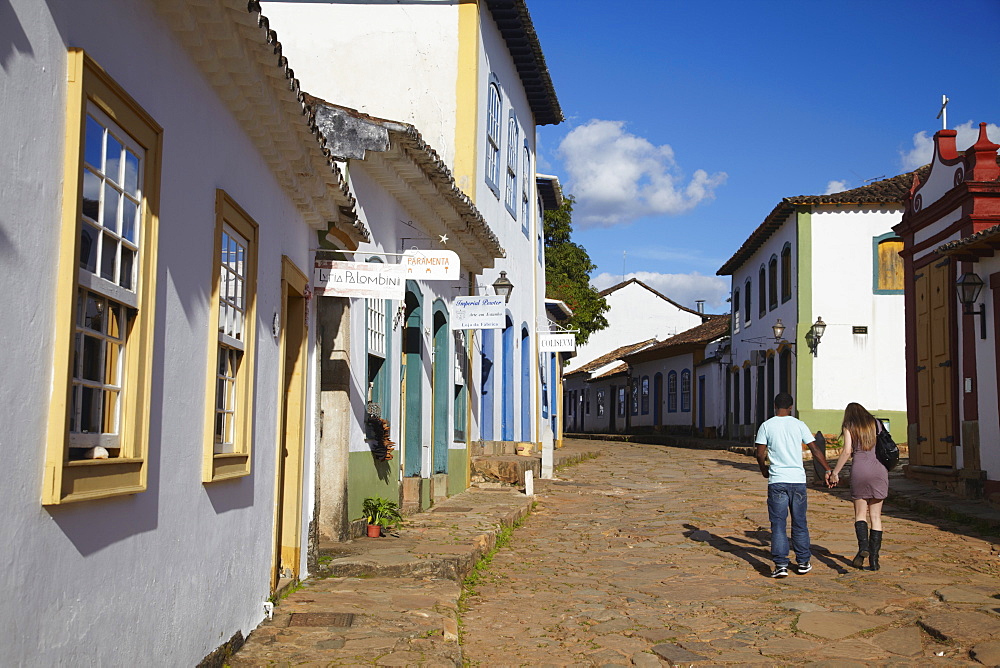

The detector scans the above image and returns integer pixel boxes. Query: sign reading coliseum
[313,260,405,299]
[538,333,576,353]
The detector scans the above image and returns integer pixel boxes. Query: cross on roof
[936,94,949,131]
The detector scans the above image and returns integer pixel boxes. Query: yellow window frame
[43,49,162,505]
[203,191,259,482]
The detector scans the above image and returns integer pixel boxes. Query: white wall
[0,1,319,663]
[810,207,906,413]
[969,254,999,480]
[259,1,460,169]
[570,282,704,372]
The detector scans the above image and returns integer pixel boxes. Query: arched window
[640,376,650,414]
[733,289,741,333]
[743,366,751,425]
[504,111,519,217]
[681,369,691,412]
[733,368,740,425]
[485,79,501,196]
[758,265,766,319]
[521,145,530,237]
[873,233,904,294]
[781,243,792,303]
[768,255,778,311]
[744,279,752,325]
[667,371,678,412]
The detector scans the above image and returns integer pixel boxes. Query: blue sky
[528,0,1000,313]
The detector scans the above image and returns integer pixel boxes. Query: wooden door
[914,259,955,467]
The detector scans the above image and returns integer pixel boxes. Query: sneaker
[770,565,789,578]
[795,562,812,575]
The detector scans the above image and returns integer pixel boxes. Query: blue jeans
[767,482,810,566]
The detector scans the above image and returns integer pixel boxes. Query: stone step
[471,454,540,486]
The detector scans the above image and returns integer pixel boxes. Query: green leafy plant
[362,496,402,529]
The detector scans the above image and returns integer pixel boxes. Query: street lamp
[956,272,987,339]
[772,319,786,342]
[492,271,514,303]
[805,316,826,357]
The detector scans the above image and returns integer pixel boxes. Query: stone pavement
[229,439,1000,666]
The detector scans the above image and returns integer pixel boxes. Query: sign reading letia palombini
[313,260,405,299]
[402,250,460,280]
[452,296,506,329]
[538,333,576,352]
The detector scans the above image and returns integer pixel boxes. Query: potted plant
[362,496,402,537]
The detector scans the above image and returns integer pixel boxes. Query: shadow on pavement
[683,523,852,576]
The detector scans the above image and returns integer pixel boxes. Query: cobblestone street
[460,442,1000,666]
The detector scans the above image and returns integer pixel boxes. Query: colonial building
[718,172,924,441]
[894,124,1000,500]
[1,0,367,662]
[261,0,563,506]
[622,316,730,436]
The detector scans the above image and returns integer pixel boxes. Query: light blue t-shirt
[755,415,815,484]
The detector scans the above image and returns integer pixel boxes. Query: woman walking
[826,403,889,570]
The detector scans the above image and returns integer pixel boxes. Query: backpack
[874,420,899,471]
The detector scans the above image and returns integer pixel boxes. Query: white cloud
[900,121,1000,171]
[557,120,727,228]
[592,271,731,313]
[825,180,849,194]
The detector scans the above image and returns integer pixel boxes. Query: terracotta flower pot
[367,524,382,538]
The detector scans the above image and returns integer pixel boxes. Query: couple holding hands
[755,394,888,578]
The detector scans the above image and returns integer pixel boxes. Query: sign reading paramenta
[313,260,405,299]
[538,333,576,353]
[402,250,460,281]
[452,296,506,329]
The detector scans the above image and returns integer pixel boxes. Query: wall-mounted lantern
[956,272,987,339]
[805,316,826,357]
[772,319,786,342]
[492,271,514,303]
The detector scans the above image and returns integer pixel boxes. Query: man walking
[755,392,832,578]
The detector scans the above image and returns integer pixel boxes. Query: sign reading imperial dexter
[402,250,460,281]
[452,296,506,329]
[538,333,576,353]
[313,260,405,299]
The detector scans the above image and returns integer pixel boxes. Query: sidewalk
[225,437,1000,666]
[225,441,600,667]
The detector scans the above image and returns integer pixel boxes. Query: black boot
[869,529,883,571]
[852,521,869,569]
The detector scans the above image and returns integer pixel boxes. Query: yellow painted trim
[453,0,481,200]
[202,190,259,482]
[44,49,162,505]
[272,256,309,588]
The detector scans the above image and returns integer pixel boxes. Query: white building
[717,173,923,441]
[0,0,367,663]
[566,278,706,374]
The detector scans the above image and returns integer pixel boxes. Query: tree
[543,195,608,345]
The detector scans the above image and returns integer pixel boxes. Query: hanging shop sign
[538,332,577,353]
[402,249,460,281]
[313,259,405,299]
[452,296,506,329]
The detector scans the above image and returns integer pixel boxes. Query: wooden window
[454,331,467,441]
[640,376,650,414]
[521,146,531,237]
[505,112,519,218]
[681,370,692,412]
[630,379,639,416]
[733,369,740,425]
[596,389,605,417]
[874,235,904,294]
[768,255,778,310]
[744,279,752,325]
[44,49,162,504]
[617,387,626,416]
[667,371,678,412]
[203,192,258,481]
[733,289,741,333]
[758,266,766,319]
[485,80,501,196]
[780,243,792,303]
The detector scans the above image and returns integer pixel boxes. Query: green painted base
[797,409,908,444]
[448,448,468,496]
[347,450,400,523]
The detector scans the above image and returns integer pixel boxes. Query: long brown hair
[842,402,877,451]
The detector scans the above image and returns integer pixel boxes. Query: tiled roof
[309,98,505,270]
[484,0,563,126]
[623,316,729,364]
[587,362,628,382]
[536,174,563,211]
[598,278,708,317]
[937,222,1000,259]
[155,0,369,246]
[717,167,930,276]
[565,338,657,377]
